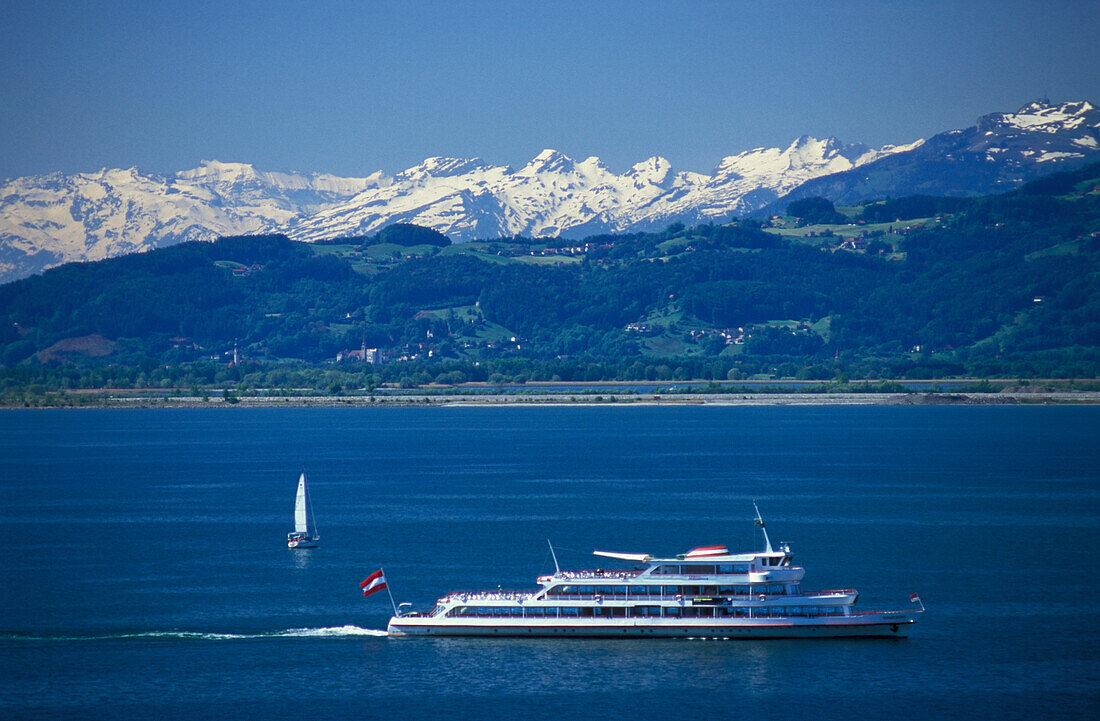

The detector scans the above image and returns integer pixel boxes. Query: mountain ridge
[1,99,1097,284]
[760,99,1099,215]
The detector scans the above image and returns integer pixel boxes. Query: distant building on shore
[337,335,378,364]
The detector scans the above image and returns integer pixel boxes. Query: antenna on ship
[753,501,773,553]
[547,539,561,575]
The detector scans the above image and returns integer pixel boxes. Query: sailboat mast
[307,479,318,537]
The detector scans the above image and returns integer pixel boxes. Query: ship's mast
[548,539,561,574]
[753,501,773,553]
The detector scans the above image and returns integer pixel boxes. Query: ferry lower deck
[387,614,917,638]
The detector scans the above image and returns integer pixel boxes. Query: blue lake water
[1,406,1097,720]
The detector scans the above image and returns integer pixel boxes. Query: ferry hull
[387,616,917,639]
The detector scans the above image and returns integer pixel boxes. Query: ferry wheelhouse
[387,506,923,638]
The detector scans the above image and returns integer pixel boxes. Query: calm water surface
[1,406,1097,719]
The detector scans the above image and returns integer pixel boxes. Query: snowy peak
[705,136,881,203]
[626,156,673,188]
[782,136,848,171]
[177,159,264,183]
[173,159,382,198]
[521,149,576,175]
[979,99,1099,134]
[967,99,1100,165]
[854,138,926,166]
[784,134,837,159]
[576,155,612,174]
[398,156,496,181]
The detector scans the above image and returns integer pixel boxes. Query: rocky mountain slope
[763,100,1099,213]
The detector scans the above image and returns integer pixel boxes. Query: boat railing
[443,588,858,604]
[445,591,534,602]
[546,568,811,582]
[544,593,666,601]
[540,591,853,602]
[554,569,643,580]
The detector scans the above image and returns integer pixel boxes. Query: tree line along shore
[4,379,1098,409]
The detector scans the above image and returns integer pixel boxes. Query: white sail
[294,473,310,534]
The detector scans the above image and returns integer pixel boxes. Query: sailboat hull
[287,534,319,549]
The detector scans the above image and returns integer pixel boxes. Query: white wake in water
[3,626,388,642]
[272,625,388,638]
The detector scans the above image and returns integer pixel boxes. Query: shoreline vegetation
[5,379,1099,409]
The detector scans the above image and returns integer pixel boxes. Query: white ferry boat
[387,506,923,638]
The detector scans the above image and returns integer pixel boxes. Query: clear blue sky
[2,0,1097,179]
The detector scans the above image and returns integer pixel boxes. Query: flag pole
[381,566,400,617]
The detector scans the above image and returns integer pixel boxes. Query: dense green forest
[1,163,1098,393]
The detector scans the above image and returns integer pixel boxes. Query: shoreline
[4,390,1100,409]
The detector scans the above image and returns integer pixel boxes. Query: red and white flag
[360,570,387,597]
[909,593,921,602]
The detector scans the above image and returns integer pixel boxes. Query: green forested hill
[1,164,1098,388]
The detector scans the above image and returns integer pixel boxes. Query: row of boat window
[545,584,794,597]
[652,560,788,574]
[653,564,751,574]
[444,606,845,619]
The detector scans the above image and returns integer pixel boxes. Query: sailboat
[287,472,320,549]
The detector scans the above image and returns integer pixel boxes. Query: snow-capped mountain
[0,138,890,282]
[283,137,915,243]
[1,100,1097,284]
[766,99,1100,211]
[0,161,383,283]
